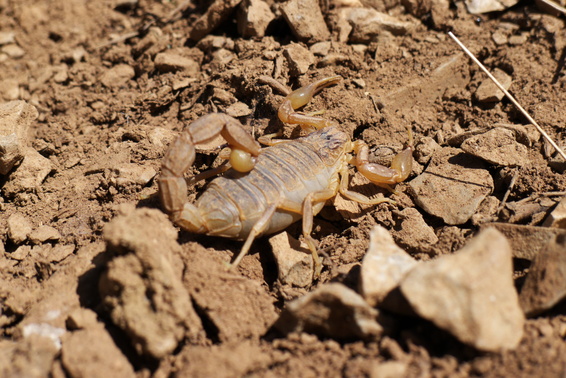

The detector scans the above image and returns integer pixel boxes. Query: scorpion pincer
[158,76,413,278]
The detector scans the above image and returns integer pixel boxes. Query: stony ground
[1,0,566,376]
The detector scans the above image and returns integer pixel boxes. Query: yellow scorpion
[158,76,413,278]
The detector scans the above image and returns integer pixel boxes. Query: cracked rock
[0,101,37,175]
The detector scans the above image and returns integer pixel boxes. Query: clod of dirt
[99,64,135,88]
[414,136,441,165]
[519,235,566,317]
[408,147,494,225]
[2,148,53,197]
[183,247,277,342]
[111,163,157,188]
[482,222,566,260]
[275,283,384,340]
[283,43,315,76]
[99,208,205,359]
[280,0,331,44]
[29,225,61,244]
[61,326,136,378]
[173,341,271,377]
[460,127,529,166]
[237,0,276,38]
[337,8,416,43]
[269,231,313,288]
[154,51,200,74]
[390,208,439,253]
[7,212,33,244]
[225,102,252,117]
[190,0,243,41]
[542,196,566,228]
[399,228,525,352]
[473,68,512,103]
[359,226,417,307]
[0,100,37,175]
[466,0,519,14]
[0,336,59,378]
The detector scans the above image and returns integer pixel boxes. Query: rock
[99,208,205,358]
[370,360,409,378]
[7,212,33,244]
[481,222,566,260]
[190,0,243,41]
[280,0,331,44]
[29,225,62,244]
[400,228,525,352]
[474,68,512,103]
[154,52,200,74]
[0,101,37,175]
[225,102,252,118]
[492,30,508,45]
[2,44,25,58]
[359,226,418,307]
[269,232,313,288]
[275,283,384,340]
[10,245,31,260]
[183,248,277,342]
[99,64,135,88]
[460,127,529,166]
[61,327,136,378]
[338,8,416,43]
[390,208,439,252]
[283,43,315,76]
[465,0,519,14]
[0,32,15,45]
[237,0,275,38]
[542,196,566,228]
[414,136,441,165]
[147,126,176,148]
[310,41,331,56]
[47,244,75,263]
[519,235,566,317]
[3,148,53,196]
[66,308,99,330]
[408,148,494,225]
[1,79,19,100]
[112,163,157,188]
[0,336,59,378]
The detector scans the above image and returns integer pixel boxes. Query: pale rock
[66,308,99,330]
[370,360,409,378]
[408,148,494,225]
[275,283,384,340]
[414,136,441,164]
[0,32,15,45]
[508,34,528,45]
[100,64,135,88]
[360,226,418,307]
[519,235,566,316]
[492,30,508,45]
[474,68,512,103]
[338,8,416,43]
[481,222,566,260]
[47,245,75,263]
[466,0,519,14]
[280,0,331,44]
[154,52,200,74]
[461,127,529,166]
[147,126,176,148]
[61,327,136,378]
[10,245,31,260]
[190,0,243,41]
[112,163,157,188]
[29,225,62,244]
[310,41,331,56]
[0,100,38,175]
[2,44,25,58]
[7,212,33,244]
[3,148,53,195]
[100,208,204,358]
[283,43,315,76]
[225,102,252,118]
[269,232,313,288]
[390,207,438,252]
[237,0,275,38]
[209,48,236,68]
[400,228,525,352]
[1,79,19,100]
[542,196,566,228]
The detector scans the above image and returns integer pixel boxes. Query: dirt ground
[1,0,566,376]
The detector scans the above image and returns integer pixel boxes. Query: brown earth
[1,0,566,376]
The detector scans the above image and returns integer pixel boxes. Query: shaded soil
[1,0,566,377]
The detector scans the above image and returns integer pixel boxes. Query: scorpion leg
[278,75,342,131]
[159,113,261,233]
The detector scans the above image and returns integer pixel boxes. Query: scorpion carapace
[158,75,414,278]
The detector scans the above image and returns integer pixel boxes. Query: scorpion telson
[158,76,414,278]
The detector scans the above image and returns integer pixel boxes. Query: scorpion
[158,76,413,278]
